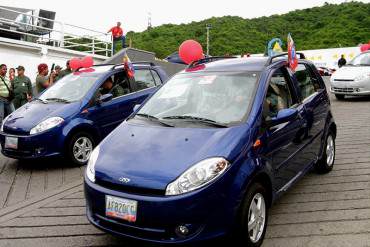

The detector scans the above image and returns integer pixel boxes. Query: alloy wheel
[73,136,93,163]
[248,193,266,243]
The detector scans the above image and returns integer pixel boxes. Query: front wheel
[335,94,345,100]
[67,132,95,166]
[315,131,335,173]
[237,183,268,247]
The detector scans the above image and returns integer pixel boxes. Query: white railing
[0,6,113,57]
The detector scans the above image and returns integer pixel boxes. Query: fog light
[355,88,360,92]
[175,225,189,237]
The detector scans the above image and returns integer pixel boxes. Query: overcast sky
[1,0,369,34]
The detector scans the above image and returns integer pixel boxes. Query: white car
[330,51,370,100]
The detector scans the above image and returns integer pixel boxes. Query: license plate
[5,136,18,149]
[106,195,137,222]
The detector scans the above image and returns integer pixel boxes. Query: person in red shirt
[108,22,126,54]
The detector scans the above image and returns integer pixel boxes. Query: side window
[151,70,162,85]
[134,69,156,90]
[263,68,295,120]
[97,72,131,100]
[294,64,321,99]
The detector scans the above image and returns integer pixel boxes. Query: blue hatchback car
[84,54,336,246]
[0,62,168,165]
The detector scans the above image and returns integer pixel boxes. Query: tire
[315,130,335,174]
[66,132,95,166]
[335,94,345,100]
[237,183,268,247]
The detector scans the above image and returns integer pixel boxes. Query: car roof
[75,62,154,75]
[182,54,310,74]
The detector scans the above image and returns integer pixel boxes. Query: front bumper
[84,174,237,244]
[0,129,64,159]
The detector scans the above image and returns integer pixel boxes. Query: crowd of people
[0,60,72,122]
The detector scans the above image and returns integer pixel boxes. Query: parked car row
[0,54,337,246]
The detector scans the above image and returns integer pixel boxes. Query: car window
[151,70,162,85]
[96,72,130,100]
[294,64,320,99]
[263,68,294,120]
[134,69,156,90]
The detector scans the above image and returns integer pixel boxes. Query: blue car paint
[85,57,337,243]
[0,64,169,159]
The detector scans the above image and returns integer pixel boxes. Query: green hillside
[125,1,370,58]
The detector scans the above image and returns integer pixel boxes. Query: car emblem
[119,177,130,183]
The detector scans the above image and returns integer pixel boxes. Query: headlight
[165,157,230,196]
[355,73,370,82]
[30,117,64,135]
[86,145,99,183]
[1,115,11,132]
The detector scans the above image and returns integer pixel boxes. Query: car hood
[95,122,250,191]
[4,101,81,134]
[331,66,370,81]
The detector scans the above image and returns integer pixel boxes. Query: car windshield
[137,72,258,126]
[39,73,100,102]
[348,52,370,66]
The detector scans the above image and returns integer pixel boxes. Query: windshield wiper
[135,113,174,127]
[45,98,70,103]
[162,115,228,128]
[32,98,48,104]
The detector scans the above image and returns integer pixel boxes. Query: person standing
[56,60,72,81]
[108,22,126,54]
[338,54,347,68]
[0,64,15,122]
[13,66,32,109]
[36,63,55,94]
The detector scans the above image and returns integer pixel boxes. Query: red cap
[38,63,48,73]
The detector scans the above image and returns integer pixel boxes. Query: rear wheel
[315,130,335,173]
[335,94,345,100]
[237,183,268,247]
[67,132,95,166]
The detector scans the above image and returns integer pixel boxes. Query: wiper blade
[162,115,228,127]
[135,113,174,127]
[32,98,48,104]
[45,98,70,103]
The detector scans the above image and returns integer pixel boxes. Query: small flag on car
[123,54,135,78]
[287,33,298,72]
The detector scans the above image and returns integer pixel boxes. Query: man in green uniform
[36,63,55,94]
[56,60,72,81]
[13,66,32,109]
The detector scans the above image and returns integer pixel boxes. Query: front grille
[3,127,29,136]
[96,178,165,196]
[332,87,356,93]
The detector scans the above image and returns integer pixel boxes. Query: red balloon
[179,40,204,64]
[70,58,82,70]
[360,44,370,52]
[81,56,94,68]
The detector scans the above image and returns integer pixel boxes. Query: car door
[292,63,329,159]
[87,71,135,137]
[261,66,308,191]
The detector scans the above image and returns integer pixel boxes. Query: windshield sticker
[198,75,217,84]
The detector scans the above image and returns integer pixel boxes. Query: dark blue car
[0,62,168,165]
[84,54,336,246]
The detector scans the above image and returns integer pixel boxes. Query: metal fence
[0,6,113,57]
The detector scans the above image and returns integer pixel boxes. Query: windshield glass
[348,52,370,66]
[39,73,100,102]
[137,72,258,125]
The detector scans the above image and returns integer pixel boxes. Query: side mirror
[98,93,113,104]
[266,108,298,127]
[133,104,141,112]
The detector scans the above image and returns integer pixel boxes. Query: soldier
[36,63,55,94]
[13,66,32,109]
[56,60,72,81]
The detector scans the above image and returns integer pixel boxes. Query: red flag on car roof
[287,33,298,72]
[123,54,135,78]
